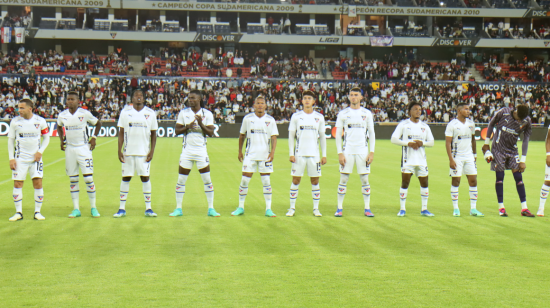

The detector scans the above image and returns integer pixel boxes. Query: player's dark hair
[189,89,203,99]
[255,95,266,103]
[303,90,316,99]
[408,101,422,113]
[350,87,362,94]
[517,105,529,120]
[456,102,468,109]
[20,98,33,108]
[67,91,79,97]
[131,89,144,100]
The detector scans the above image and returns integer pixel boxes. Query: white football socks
[451,186,459,210]
[311,184,320,210]
[69,176,80,210]
[238,175,251,209]
[13,187,22,213]
[120,180,130,210]
[420,187,429,211]
[34,188,44,213]
[337,173,349,210]
[142,180,152,210]
[84,175,97,209]
[360,174,370,210]
[540,184,550,213]
[262,175,272,210]
[290,183,299,209]
[176,174,188,209]
[399,188,408,211]
[201,172,214,209]
[469,186,478,209]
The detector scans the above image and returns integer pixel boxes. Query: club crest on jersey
[265,122,270,126]
[145,115,150,120]
[34,124,40,129]
[13,173,17,178]
[315,118,319,123]
[362,116,366,121]
[78,117,84,122]
[243,166,247,170]
[453,170,457,175]
[421,128,425,132]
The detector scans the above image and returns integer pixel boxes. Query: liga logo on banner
[14,27,25,44]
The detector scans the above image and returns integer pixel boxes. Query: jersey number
[36,162,43,172]
[317,163,321,172]
[85,159,94,168]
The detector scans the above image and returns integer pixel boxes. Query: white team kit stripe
[0,138,117,186]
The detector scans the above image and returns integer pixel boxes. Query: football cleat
[8,212,23,221]
[286,208,295,217]
[207,208,221,217]
[113,209,126,218]
[313,209,322,217]
[231,207,244,216]
[499,208,508,217]
[68,209,81,218]
[365,209,374,217]
[91,208,101,218]
[537,210,545,217]
[265,209,276,217]
[145,209,157,217]
[453,209,461,217]
[521,209,535,217]
[470,209,484,217]
[169,208,183,217]
[421,210,434,217]
[34,212,45,220]
[397,210,406,217]
[334,209,343,217]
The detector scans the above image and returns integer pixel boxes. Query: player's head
[18,98,34,118]
[131,89,144,107]
[66,91,79,110]
[188,90,202,109]
[456,102,470,118]
[254,95,266,114]
[516,104,529,120]
[408,102,422,119]
[302,91,316,109]
[348,87,363,105]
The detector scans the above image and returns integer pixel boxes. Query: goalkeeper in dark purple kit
[482,104,535,217]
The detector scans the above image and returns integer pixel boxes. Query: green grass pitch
[0,137,549,307]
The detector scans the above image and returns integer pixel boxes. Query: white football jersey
[117,106,158,156]
[176,107,214,152]
[391,119,434,167]
[289,111,325,157]
[57,108,98,147]
[445,118,476,161]
[8,114,49,161]
[240,113,279,161]
[335,107,375,155]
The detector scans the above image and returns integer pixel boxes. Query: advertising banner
[1,27,11,44]
[370,36,393,47]
[14,27,25,44]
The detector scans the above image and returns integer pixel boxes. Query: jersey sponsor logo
[65,125,82,131]
[457,135,470,140]
[250,129,267,134]
[300,125,317,130]
[347,123,363,128]
[78,117,84,122]
[19,132,39,138]
[407,134,423,140]
[501,126,518,135]
[129,122,147,128]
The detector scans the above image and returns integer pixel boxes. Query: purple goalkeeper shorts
[490,151,519,172]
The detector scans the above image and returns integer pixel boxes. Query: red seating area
[0,55,127,76]
[475,63,535,82]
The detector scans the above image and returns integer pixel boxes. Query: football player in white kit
[334,88,376,217]
[7,99,50,221]
[391,102,435,217]
[287,90,327,217]
[57,91,102,218]
[537,126,550,216]
[114,89,158,218]
[445,103,483,217]
[170,90,220,217]
[231,96,278,217]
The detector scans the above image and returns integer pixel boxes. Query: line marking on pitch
[0,138,117,186]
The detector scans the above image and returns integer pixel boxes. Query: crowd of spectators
[0,48,131,76]
[481,55,550,82]
[2,75,550,127]
[143,48,318,79]
[3,12,31,28]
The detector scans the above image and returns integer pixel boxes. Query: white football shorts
[291,156,321,177]
[449,160,477,177]
[401,165,429,177]
[242,156,273,173]
[545,164,550,181]
[12,159,43,181]
[340,153,370,174]
[65,145,94,176]
[179,150,210,170]
[122,155,150,177]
